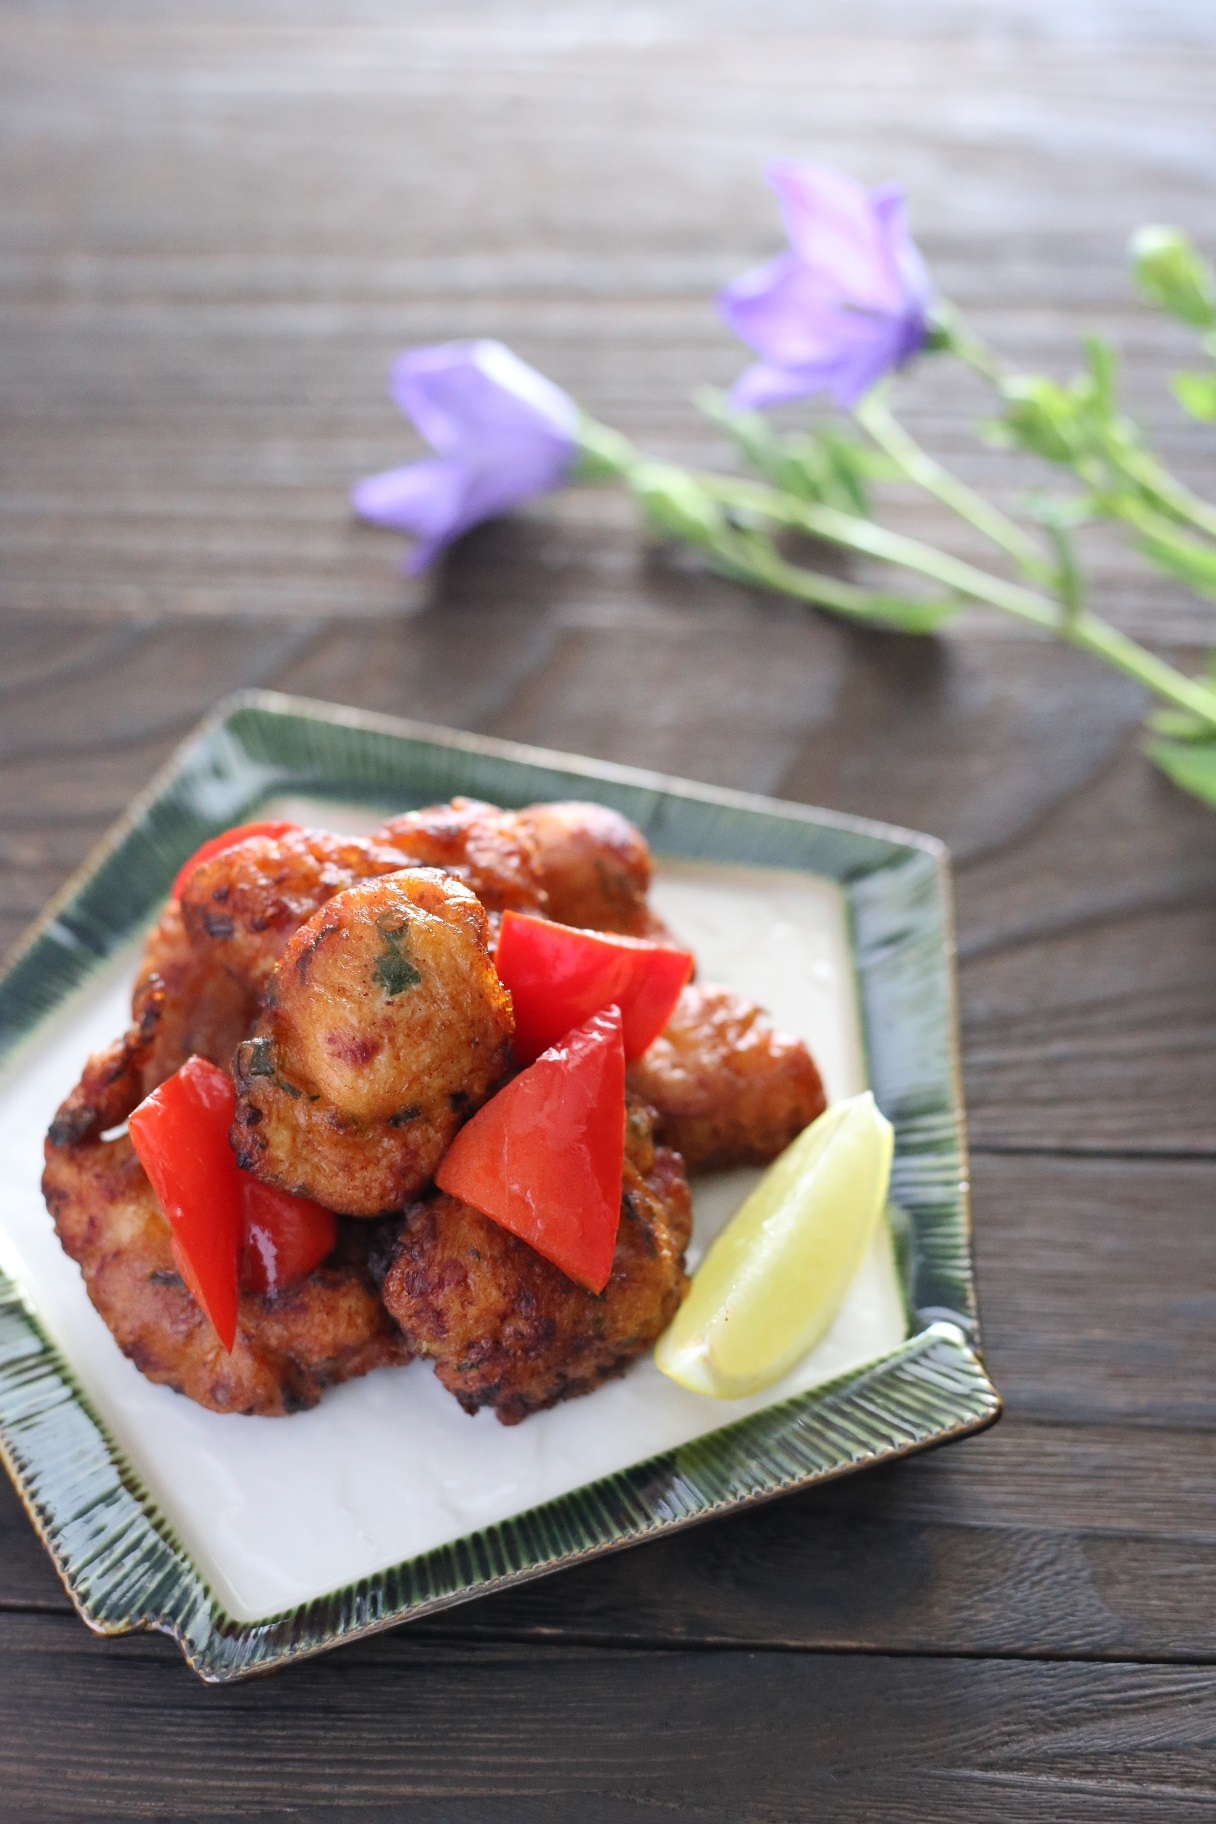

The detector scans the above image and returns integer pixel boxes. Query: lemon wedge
[655,1091,894,1399]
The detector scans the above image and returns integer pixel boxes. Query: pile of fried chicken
[43,799,826,1424]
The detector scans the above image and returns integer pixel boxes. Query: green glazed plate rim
[0,690,1001,1681]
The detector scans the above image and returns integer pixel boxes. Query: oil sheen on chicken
[370,797,549,916]
[627,982,827,1172]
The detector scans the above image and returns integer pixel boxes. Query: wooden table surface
[3,2,1216,1816]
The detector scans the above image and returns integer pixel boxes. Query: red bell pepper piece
[435,1004,627,1293]
[128,1056,244,1351]
[495,911,693,1065]
[240,1180,337,1297]
[129,1056,338,1346]
[170,820,301,900]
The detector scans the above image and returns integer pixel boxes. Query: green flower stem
[575,415,1216,733]
[695,471,1216,730]
[854,392,1053,584]
[930,301,1006,386]
[1066,614,1216,727]
[696,473,1059,627]
[1103,439,1216,543]
[703,525,957,633]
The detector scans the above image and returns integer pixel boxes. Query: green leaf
[697,391,881,514]
[1024,490,1092,532]
[1045,520,1084,620]
[1145,706,1214,741]
[817,427,874,515]
[1172,371,1216,422]
[858,595,962,634]
[1130,226,1216,331]
[1148,736,1216,807]
[1000,376,1083,465]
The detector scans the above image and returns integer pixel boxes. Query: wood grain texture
[2,1,1216,1816]
[2,1,1216,636]
[0,1616,1213,1822]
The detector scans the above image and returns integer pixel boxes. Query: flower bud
[1130,227,1216,331]
[630,464,724,545]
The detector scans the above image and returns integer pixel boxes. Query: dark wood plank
[2,3,1216,636]
[0,1613,1214,1822]
[0,1421,1206,1666]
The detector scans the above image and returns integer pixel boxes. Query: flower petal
[766,162,904,316]
[354,340,580,571]
[871,185,932,318]
[350,459,466,537]
[728,361,831,411]
[728,312,916,410]
[720,251,872,368]
[720,161,932,408]
[389,340,578,457]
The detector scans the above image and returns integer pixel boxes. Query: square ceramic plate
[0,691,999,1681]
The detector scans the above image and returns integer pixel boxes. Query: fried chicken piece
[126,831,397,1098]
[626,982,827,1173]
[381,1100,692,1424]
[130,902,258,1094]
[178,827,408,998]
[232,868,514,1216]
[371,797,549,916]
[515,800,665,936]
[42,1016,410,1417]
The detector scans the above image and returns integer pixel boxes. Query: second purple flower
[719,161,932,411]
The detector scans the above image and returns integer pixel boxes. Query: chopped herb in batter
[373,920,422,997]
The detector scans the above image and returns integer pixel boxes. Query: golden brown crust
[371,798,549,916]
[42,1017,410,1417]
[131,902,259,1094]
[626,982,827,1173]
[232,868,514,1216]
[42,799,825,1424]
[178,828,409,998]
[514,800,660,936]
[380,1101,692,1424]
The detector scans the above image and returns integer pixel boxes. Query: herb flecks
[373,917,422,998]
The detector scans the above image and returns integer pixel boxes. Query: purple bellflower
[352,340,580,572]
[719,162,932,410]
